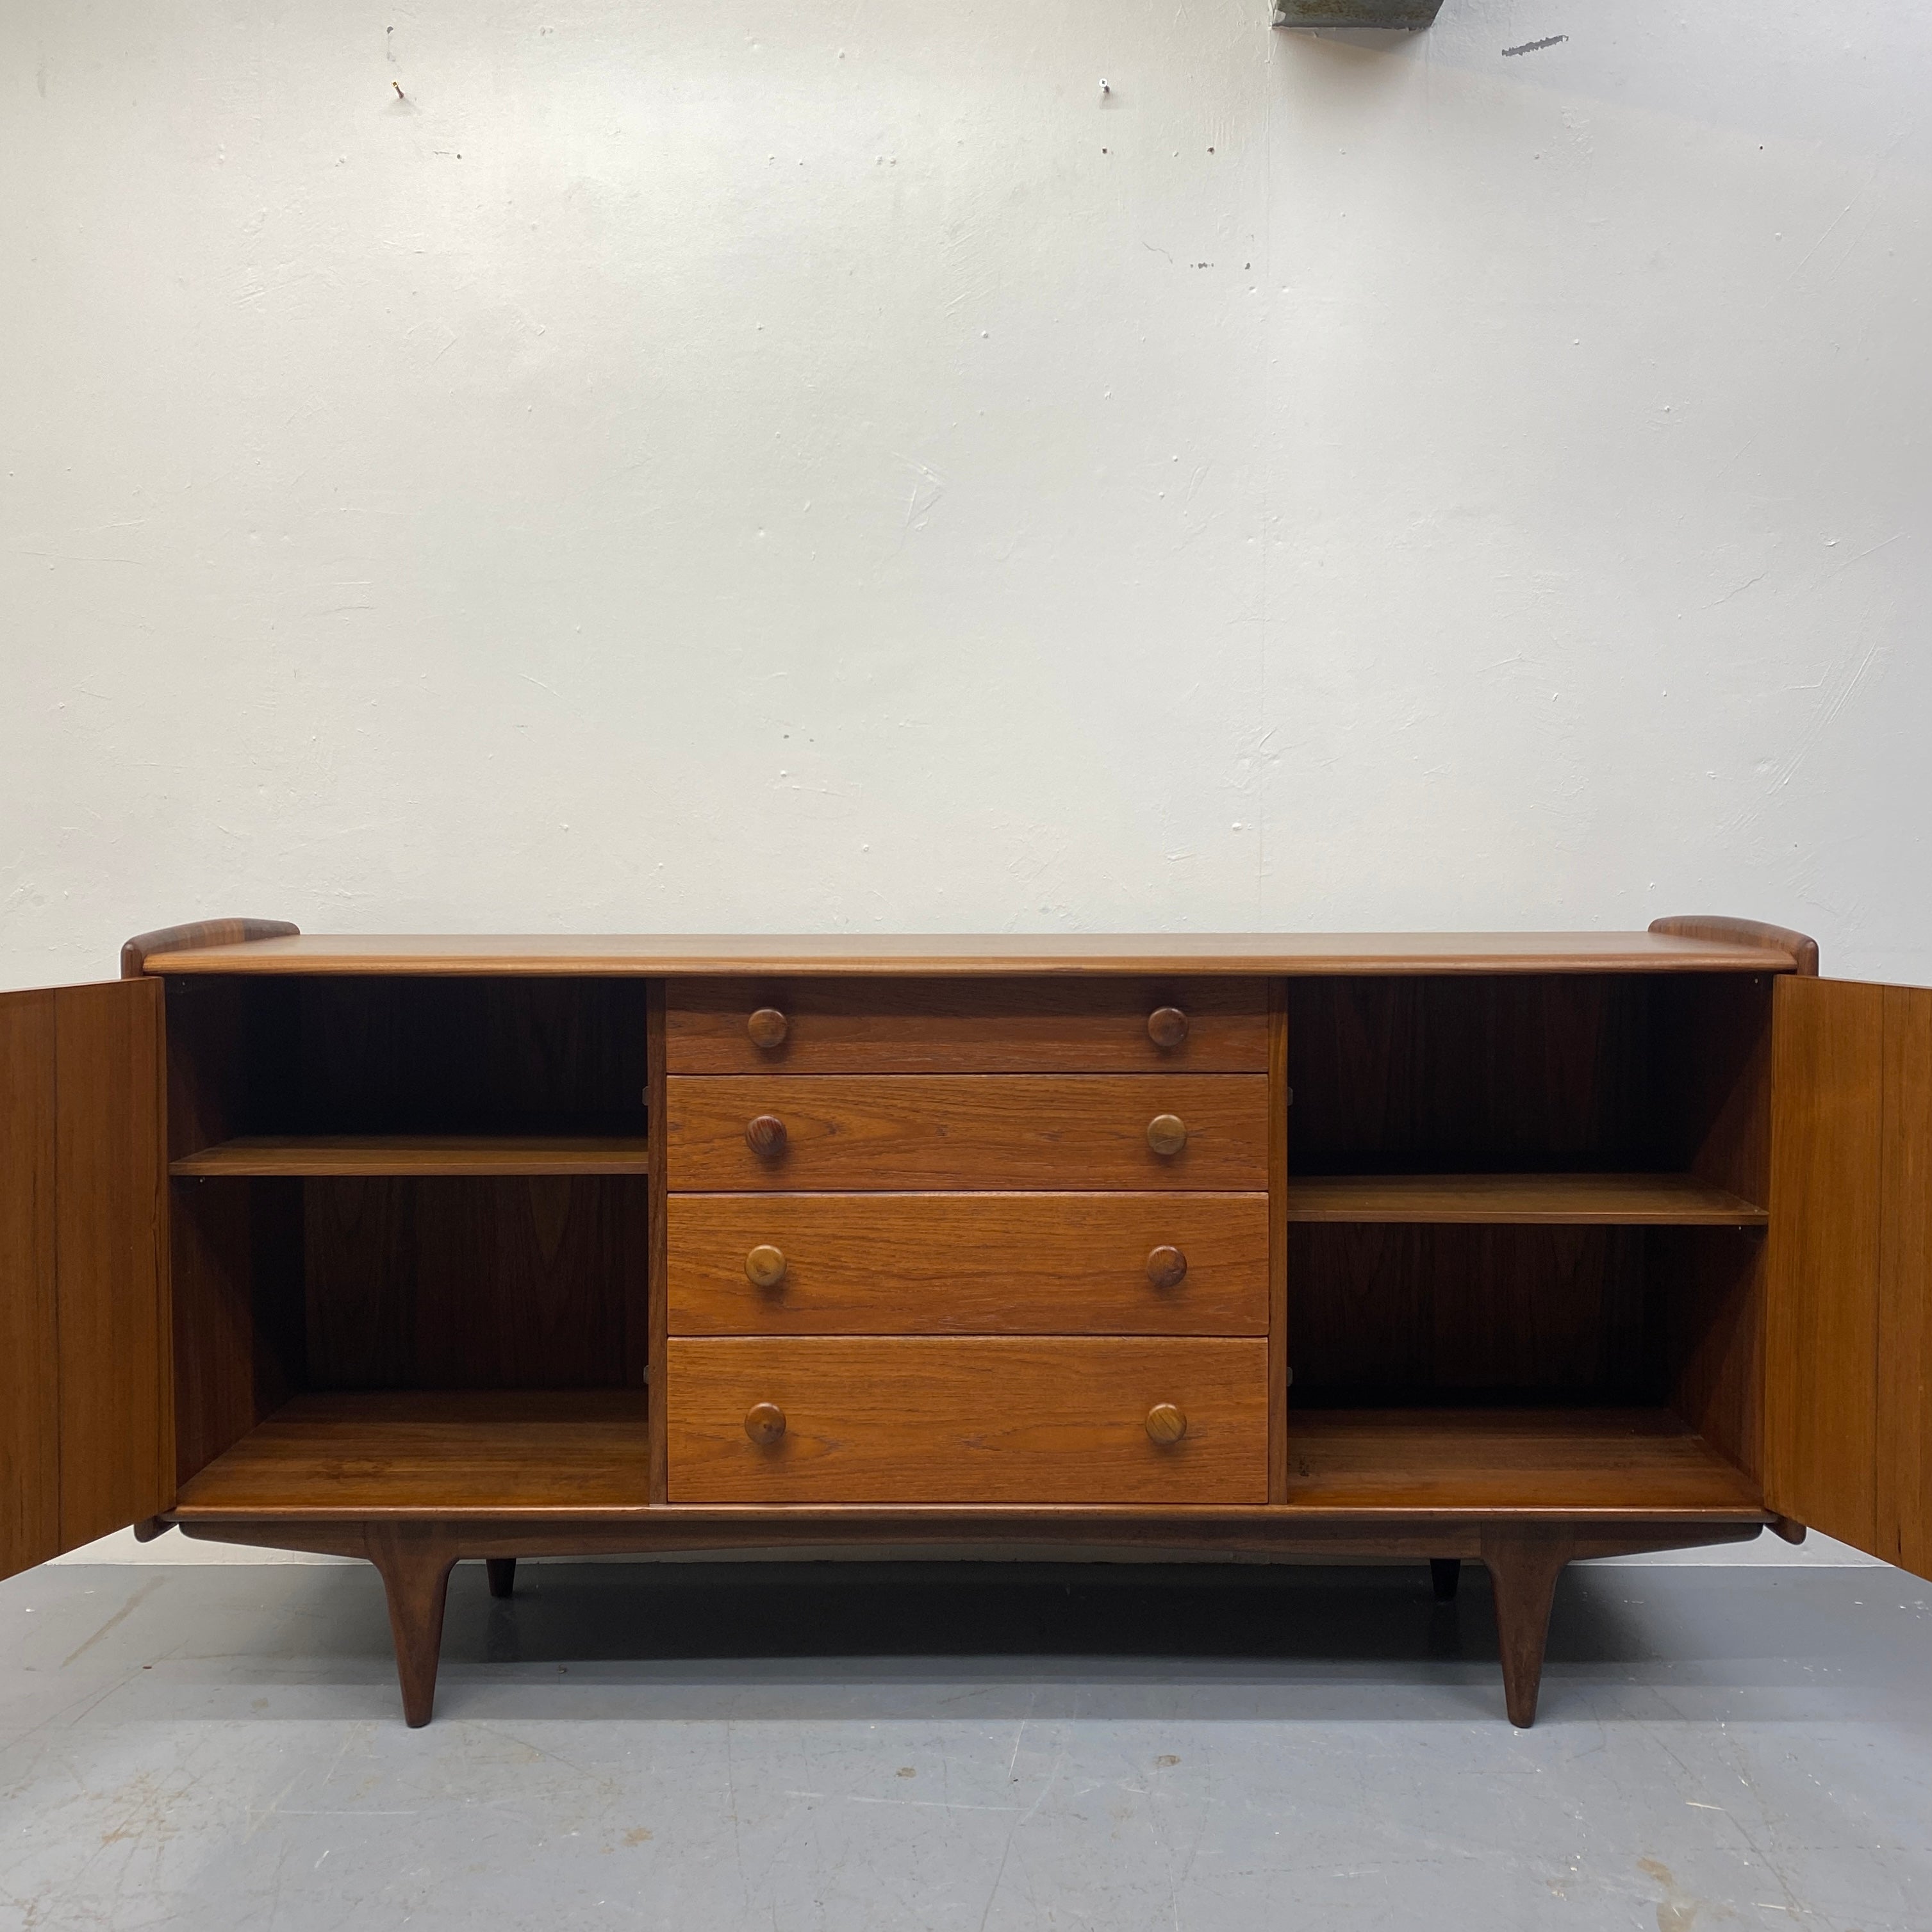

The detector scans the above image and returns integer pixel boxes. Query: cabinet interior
[1285,972,1772,1490]
[164,967,1776,1517]
[167,976,653,1501]
[1285,972,1770,1180]
[168,973,648,1141]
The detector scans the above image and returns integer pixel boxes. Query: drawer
[665,1337,1269,1503]
[664,1075,1270,1191]
[666,1192,1269,1335]
[666,977,1269,1074]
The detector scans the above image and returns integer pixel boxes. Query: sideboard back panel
[1287,1223,1652,1406]
[304,1176,648,1391]
[168,975,649,1144]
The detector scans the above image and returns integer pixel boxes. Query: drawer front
[664,1075,1270,1191]
[666,1193,1269,1335]
[665,1337,1269,1503]
[666,977,1268,1075]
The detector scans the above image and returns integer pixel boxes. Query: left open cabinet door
[1,980,171,1582]
[1763,975,1931,1579]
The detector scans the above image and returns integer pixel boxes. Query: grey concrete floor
[2,1558,1928,1931]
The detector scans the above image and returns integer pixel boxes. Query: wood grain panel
[666,977,1268,1074]
[141,930,1804,977]
[170,1177,306,1485]
[162,976,258,1164]
[1287,1223,1649,1405]
[174,1391,652,1514]
[286,976,648,1137]
[172,1135,650,1177]
[1649,972,1775,1200]
[1284,1410,1763,1515]
[1763,977,1883,1549]
[1267,982,1290,1501]
[666,1338,1269,1503]
[1286,975,1652,1171]
[54,980,173,1547]
[304,1177,648,1391]
[647,983,669,1503]
[1655,1226,1766,1489]
[1878,987,1932,1578]
[1649,972,1775,1482]
[666,1075,1268,1192]
[666,1193,1267,1335]
[164,973,649,1149]
[1287,1171,1765,1225]
[0,993,59,1580]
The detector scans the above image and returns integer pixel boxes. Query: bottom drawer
[665,1337,1269,1504]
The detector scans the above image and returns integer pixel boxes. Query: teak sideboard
[3,918,1928,1727]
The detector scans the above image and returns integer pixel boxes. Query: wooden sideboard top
[136,929,1802,977]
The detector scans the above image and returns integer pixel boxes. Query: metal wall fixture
[1273,0,1444,28]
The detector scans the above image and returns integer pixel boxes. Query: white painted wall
[3,0,1929,987]
[3,4,1924,1566]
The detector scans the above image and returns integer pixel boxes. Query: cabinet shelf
[170,1135,652,1178]
[1286,1171,1767,1226]
[1282,1409,1765,1515]
[169,1396,1760,1522]
[174,1391,653,1515]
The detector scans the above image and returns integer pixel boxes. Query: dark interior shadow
[452,1560,1516,1670]
[121,1557,1929,1726]
[456,1563,1929,1721]
[457,1557,1713,1692]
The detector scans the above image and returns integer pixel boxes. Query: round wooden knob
[1146,1245,1188,1291]
[745,1244,787,1290]
[745,1401,786,1446]
[747,1008,789,1049]
[745,1114,788,1158]
[1147,1007,1189,1050]
[1146,1113,1187,1157]
[1145,1403,1187,1445]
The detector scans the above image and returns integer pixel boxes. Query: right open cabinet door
[1,980,172,1584]
[1765,975,1931,1576]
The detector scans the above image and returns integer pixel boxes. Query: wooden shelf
[1286,1172,1767,1226]
[174,1391,652,1515]
[170,1135,651,1178]
[170,1395,1760,1522]
[1283,1409,1765,1515]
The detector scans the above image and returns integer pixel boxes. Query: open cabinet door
[0,980,171,1583]
[1765,976,1931,1576]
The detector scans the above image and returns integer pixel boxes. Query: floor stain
[98,1768,189,1850]
[1637,1857,1699,1932]
[60,1579,167,1669]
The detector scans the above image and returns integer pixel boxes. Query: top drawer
[665,977,1269,1075]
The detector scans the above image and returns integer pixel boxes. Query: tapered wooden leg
[367,1524,459,1728]
[1480,1528,1573,1728]
[1429,1557,1462,1602]
[485,1557,517,1599]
